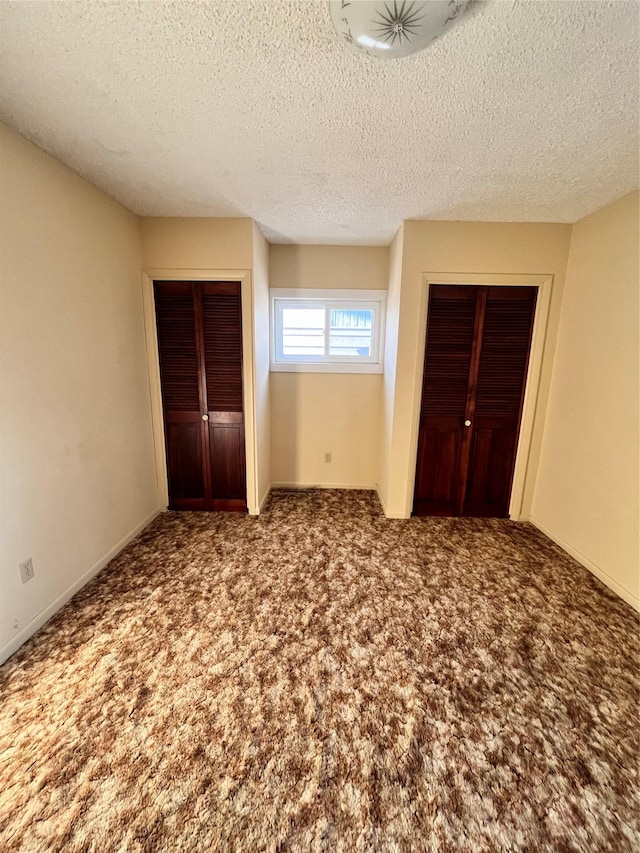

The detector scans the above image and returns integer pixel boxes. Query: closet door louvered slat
[154,281,246,512]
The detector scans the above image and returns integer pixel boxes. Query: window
[270,289,386,373]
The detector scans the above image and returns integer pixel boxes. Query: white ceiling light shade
[329,0,468,59]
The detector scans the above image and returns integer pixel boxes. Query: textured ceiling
[0,0,638,244]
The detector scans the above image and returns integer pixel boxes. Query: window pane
[329,308,372,357]
[282,307,325,356]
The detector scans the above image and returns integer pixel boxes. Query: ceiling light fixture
[329,0,468,60]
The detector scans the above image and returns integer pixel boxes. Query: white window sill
[270,361,383,374]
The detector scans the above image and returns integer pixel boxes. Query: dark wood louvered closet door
[154,282,206,508]
[202,283,246,503]
[154,281,246,512]
[413,285,536,517]
[414,287,478,515]
[464,287,537,516]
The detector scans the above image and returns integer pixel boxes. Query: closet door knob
[464,419,472,427]
[202,414,209,421]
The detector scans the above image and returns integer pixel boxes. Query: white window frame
[270,289,386,373]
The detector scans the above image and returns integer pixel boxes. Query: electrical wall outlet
[19,557,34,584]
[324,452,332,463]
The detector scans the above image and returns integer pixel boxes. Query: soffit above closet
[0,0,638,245]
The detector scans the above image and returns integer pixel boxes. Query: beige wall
[382,220,572,517]
[378,225,404,513]
[0,124,158,662]
[140,217,254,270]
[252,223,271,509]
[532,192,640,609]
[270,245,388,488]
[139,216,263,513]
[269,245,389,291]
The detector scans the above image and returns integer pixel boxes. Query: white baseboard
[375,484,410,519]
[0,508,163,666]
[375,483,390,516]
[257,485,272,514]
[528,515,639,612]
[270,482,378,491]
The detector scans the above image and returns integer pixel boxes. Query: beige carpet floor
[1,489,638,852]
